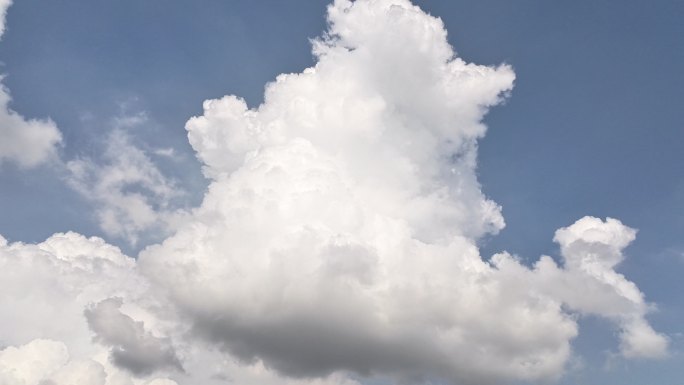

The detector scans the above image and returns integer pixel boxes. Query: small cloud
[0,0,13,39]
[152,147,177,158]
[0,82,62,169]
[0,2,63,169]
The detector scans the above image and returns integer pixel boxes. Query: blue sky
[0,1,682,384]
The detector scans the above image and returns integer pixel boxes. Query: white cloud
[0,82,63,168]
[0,1,668,384]
[0,339,112,385]
[66,129,186,245]
[495,217,669,360]
[0,232,376,385]
[138,1,666,384]
[0,339,180,385]
[0,233,178,385]
[551,217,668,358]
[0,339,69,385]
[0,0,12,38]
[0,1,63,169]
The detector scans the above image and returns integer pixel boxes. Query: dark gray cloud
[194,313,444,380]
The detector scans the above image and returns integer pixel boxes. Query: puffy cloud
[0,232,140,346]
[552,217,668,358]
[66,129,186,245]
[0,1,63,169]
[138,0,666,384]
[0,0,11,38]
[0,339,69,385]
[85,297,183,376]
[0,339,179,385]
[0,231,359,385]
[0,1,668,385]
[0,233,177,384]
[0,83,63,169]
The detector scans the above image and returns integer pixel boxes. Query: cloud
[0,339,181,385]
[551,217,668,358]
[0,1,669,385]
[0,81,63,168]
[0,339,70,385]
[0,1,63,169]
[0,339,112,385]
[0,232,374,385]
[138,0,666,384]
[0,0,12,38]
[0,233,178,384]
[66,129,186,245]
[85,297,183,375]
[0,232,140,345]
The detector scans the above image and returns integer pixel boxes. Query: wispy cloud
[66,127,186,245]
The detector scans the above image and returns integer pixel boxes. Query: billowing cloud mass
[0,233,179,385]
[140,0,666,383]
[0,0,668,385]
[0,1,63,169]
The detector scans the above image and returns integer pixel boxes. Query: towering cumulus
[138,0,666,383]
[0,1,667,384]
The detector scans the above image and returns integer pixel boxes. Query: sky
[0,0,682,384]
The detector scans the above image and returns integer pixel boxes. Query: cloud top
[0,0,11,38]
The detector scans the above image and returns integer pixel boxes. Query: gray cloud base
[85,297,183,376]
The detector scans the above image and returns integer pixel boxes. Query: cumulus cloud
[85,297,183,375]
[0,339,112,385]
[0,1,668,385]
[0,339,180,385]
[0,233,177,384]
[0,0,11,38]
[137,0,666,384]
[0,232,140,344]
[0,1,63,169]
[551,217,668,358]
[0,232,375,385]
[66,129,186,245]
[0,81,63,169]
[0,339,70,385]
